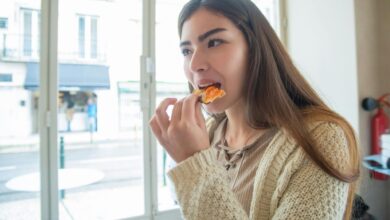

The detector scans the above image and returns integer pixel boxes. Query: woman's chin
[202,102,225,114]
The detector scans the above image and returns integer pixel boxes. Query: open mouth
[198,82,221,90]
[194,82,225,104]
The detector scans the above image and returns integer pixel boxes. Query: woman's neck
[225,109,251,137]
[224,100,264,150]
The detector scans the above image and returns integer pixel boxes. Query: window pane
[0,1,41,220]
[23,10,32,56]
[156,0,188,212]
[78,16,85,58]
[253,0,280,35]
[90,17,97,59]
[57,0,144,219]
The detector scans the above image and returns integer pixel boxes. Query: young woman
[149,0,360,219]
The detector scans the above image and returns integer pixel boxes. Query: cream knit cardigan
[167,119,350,220]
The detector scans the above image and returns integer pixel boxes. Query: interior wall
[378,0,390,94]
[355,0,388,219]
[285,0,359,132]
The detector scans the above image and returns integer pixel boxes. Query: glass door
[0,0,42,219]
[57,0,144,219]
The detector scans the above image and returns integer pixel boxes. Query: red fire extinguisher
[362,93,390,180]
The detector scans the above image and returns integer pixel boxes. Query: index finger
[156,98,177,113]
[181,94,200,122]
[155,98,177,130]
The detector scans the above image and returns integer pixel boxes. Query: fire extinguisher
[362,93,390,180]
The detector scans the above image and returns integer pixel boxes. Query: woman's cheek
[184,70,192,84]
[227,80,243,101]
[183,60,191,79]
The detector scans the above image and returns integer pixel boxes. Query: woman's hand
[149,94,210,163]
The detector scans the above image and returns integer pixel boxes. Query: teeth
[198,82,222,90]
[199,83,214,88]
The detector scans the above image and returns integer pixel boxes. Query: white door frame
[39,0,59,219]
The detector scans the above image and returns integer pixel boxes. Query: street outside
[0,134,177,220]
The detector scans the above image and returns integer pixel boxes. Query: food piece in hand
[193,84,225,104]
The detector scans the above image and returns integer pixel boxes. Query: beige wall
[377,0,390,217]
[355,0,389,219]
[378,0,390,94]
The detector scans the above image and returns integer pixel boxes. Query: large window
[57,0,144,219]
[0,0,280,219]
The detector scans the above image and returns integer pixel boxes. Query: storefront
[24,62,110,133]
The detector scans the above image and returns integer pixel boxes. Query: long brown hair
[178,0,360,219]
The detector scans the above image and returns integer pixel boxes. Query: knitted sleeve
[167,147,249,220]
[271,122,350,220]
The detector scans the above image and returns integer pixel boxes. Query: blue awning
[24,62,110,90]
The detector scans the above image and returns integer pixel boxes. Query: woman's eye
[208,39,224,48]
[181,48,192,56]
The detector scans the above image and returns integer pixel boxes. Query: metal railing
[0,33,106,63]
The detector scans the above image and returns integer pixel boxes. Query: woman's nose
[189,49,209,73]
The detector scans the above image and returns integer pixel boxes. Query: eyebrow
[180,28,227,47]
